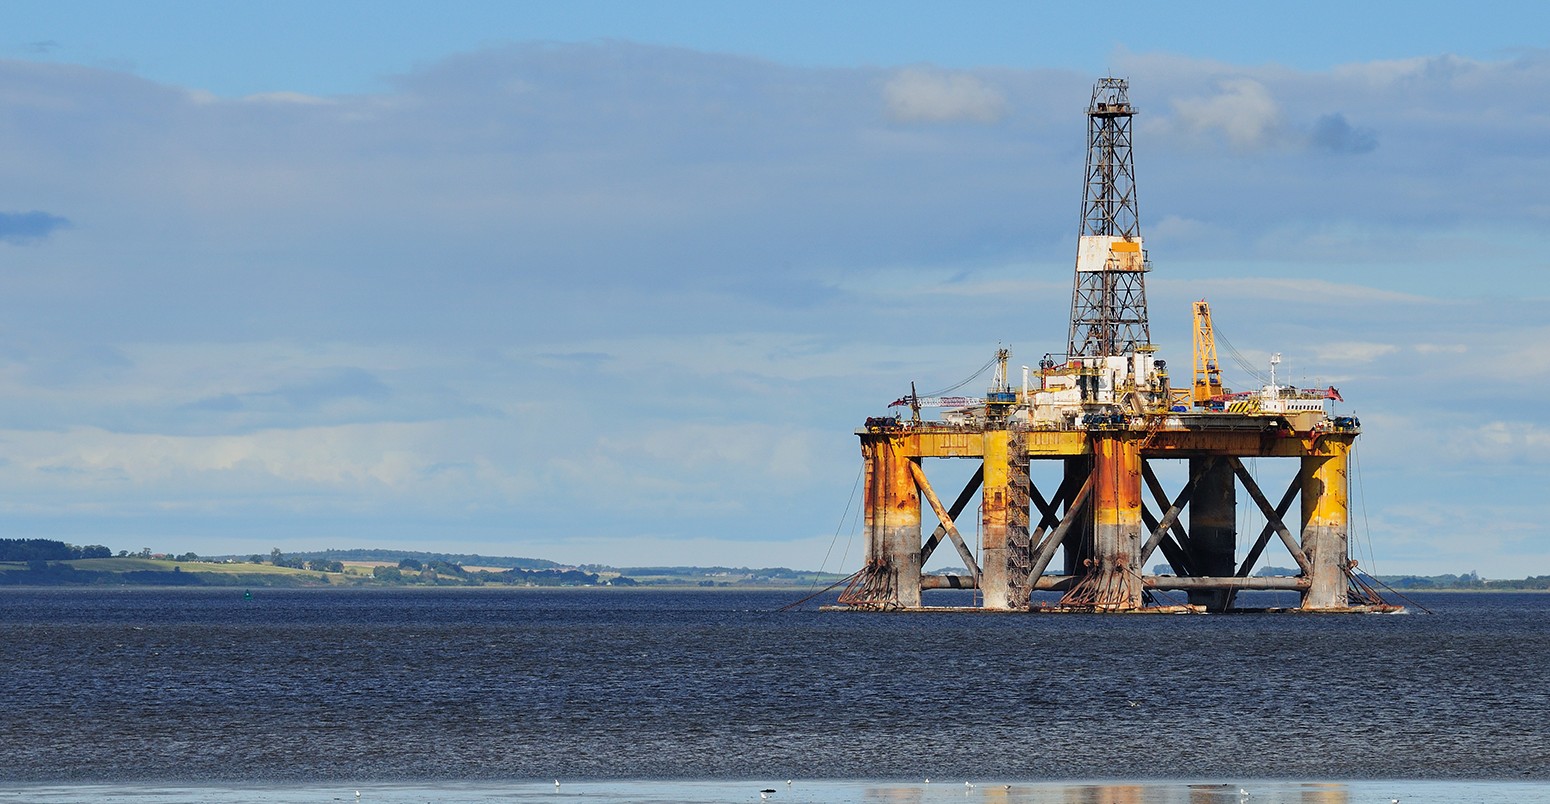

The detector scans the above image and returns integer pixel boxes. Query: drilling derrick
[840,76,1394,616]
[1068,78,1150,359]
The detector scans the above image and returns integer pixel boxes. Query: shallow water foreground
[3,780,1546,804]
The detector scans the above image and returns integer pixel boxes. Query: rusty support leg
[980,430,1012,610]
[1300,438,1351,611]
[1187,457,1236,610]
[881,440,922,609]
[840,439,890,607]
[1074,433,1143,610]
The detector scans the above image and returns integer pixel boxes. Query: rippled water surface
[2,588,1546,784]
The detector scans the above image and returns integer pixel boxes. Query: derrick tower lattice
[1068,78,1151,359]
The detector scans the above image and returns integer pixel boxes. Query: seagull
[554,779,561,789]
[786,780,792,787]
[1239,789,1250,799]
[760,789,777,800]
[965,781,975,788]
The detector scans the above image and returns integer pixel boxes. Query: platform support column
[1188,457,1237,610]
[980,430,1012,610]
[1089,433,1143,609]
[881,438,922,608]
[1300,439,1350,611]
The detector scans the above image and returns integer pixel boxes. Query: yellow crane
[1192,300,1224,407]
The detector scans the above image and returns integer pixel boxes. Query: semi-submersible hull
[836,410,1395,613]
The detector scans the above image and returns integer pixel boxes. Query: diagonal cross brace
[1228,457,1313,577]
[1142,505,1196,576]
[913,462,983,580]
[1138,458,1212,568]
[1027,473,1095,592]
[1029,479,1065,532]
[1234,473,1302,578]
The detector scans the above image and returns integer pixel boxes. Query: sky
[1,2,1548,577]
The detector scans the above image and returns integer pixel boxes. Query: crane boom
[1192,300,1224,407]
[889,395,983,409]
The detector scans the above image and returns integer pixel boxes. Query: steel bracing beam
[1146,576,1308,591]
[1138,458,1211,567]
[1026,473,1094,593]
[918,465,982,567]
[909,461,982,585]
[1228,457,1312,577]
[1030,478,1062,531]
[1234,474,1301,579]
[1142,506,1195,576]
[1029,471,1082,545]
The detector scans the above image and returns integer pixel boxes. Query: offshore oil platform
[836,77,1397,613]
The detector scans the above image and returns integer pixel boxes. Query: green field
[74,558,331,577]
[0,557,346,586]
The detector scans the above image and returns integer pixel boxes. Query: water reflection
[855,781,1351,804]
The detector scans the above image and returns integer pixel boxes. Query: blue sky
[2,2,1548,577]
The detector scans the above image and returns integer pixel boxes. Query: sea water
[2,588,1546,799]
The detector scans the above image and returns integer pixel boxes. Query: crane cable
[1214,326,1269,388]
[917,353,1000,398]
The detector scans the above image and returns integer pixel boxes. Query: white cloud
[1329,54,1476,89]
[883,67,1007,123]
[1170,77,1282,148]
[240,91,334,105]
[1147,214,1220,245]
[0,422,532,502]
[1443,421,1550,464]
[1157,277,1439,306]
[1311,341,1400,364]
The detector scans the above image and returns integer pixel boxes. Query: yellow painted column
[1090,433,1143,609]
[980,430,1011,609]
[1300,437,1351,610]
